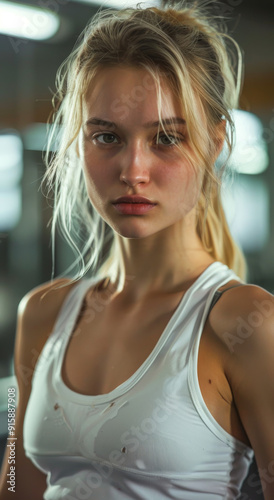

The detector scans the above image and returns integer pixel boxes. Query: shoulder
[0,279,79,497]
[208,283,274,471]
[208,281,274,356]
[18,278,77,332]
[14,278,78,388]
[210,284,274,492]
[207,280,274,419]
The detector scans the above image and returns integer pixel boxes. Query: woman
[0,2,273,499]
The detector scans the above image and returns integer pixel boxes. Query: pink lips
[112,195,157,215]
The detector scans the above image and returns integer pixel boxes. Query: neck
[110,223,215,302]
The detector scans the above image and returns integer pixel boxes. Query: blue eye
[94,133,118,144]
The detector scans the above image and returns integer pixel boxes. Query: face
[79,66,204,240]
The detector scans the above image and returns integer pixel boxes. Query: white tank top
[23,261,254,499]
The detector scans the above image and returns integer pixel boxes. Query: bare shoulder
[206,282,274,495]
[207,281,274,356]
[15,278,78,388]
[18,278,77,331]
[0,279,80,498]
[209,284,274,498]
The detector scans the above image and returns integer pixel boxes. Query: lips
[112,201,156,215]
[112,196,156,205]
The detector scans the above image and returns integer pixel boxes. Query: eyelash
[91,132,185,147]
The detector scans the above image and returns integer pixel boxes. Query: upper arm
[0,279,74,499]
[224,286,274,500]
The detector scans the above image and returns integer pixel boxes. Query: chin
[113,228,152,239]
[109,220,157,240]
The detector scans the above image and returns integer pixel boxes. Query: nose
[119,141,150,187]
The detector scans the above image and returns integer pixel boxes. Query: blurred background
[0,0,273,496]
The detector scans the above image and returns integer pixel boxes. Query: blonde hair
[44,1,247,282]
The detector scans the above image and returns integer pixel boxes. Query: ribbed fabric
[23,261,254,499]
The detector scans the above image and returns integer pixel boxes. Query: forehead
[82,65,181,124]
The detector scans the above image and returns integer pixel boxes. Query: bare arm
[0,279,74,500]
[226,287,274,500]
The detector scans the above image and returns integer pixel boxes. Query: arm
[226,287,274,500]
[0,279,74,500]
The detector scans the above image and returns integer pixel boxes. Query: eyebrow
[85,117,186,128]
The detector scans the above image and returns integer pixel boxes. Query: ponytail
[197,187,246,281]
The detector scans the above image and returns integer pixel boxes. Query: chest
[62,291,181,395]
[61,290,250,448]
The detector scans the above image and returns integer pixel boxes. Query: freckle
[121,447,127,453]
[110,402,115,407]
[208,379,212,384]
[54,403,59,410]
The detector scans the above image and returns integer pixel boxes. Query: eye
[93,133,118,144]
[156,134,184,146]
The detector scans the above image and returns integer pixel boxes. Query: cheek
[161,159,202,210]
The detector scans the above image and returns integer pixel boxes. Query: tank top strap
[52,276,108,343]
[207,283,245,317]
[187,271,253,455]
